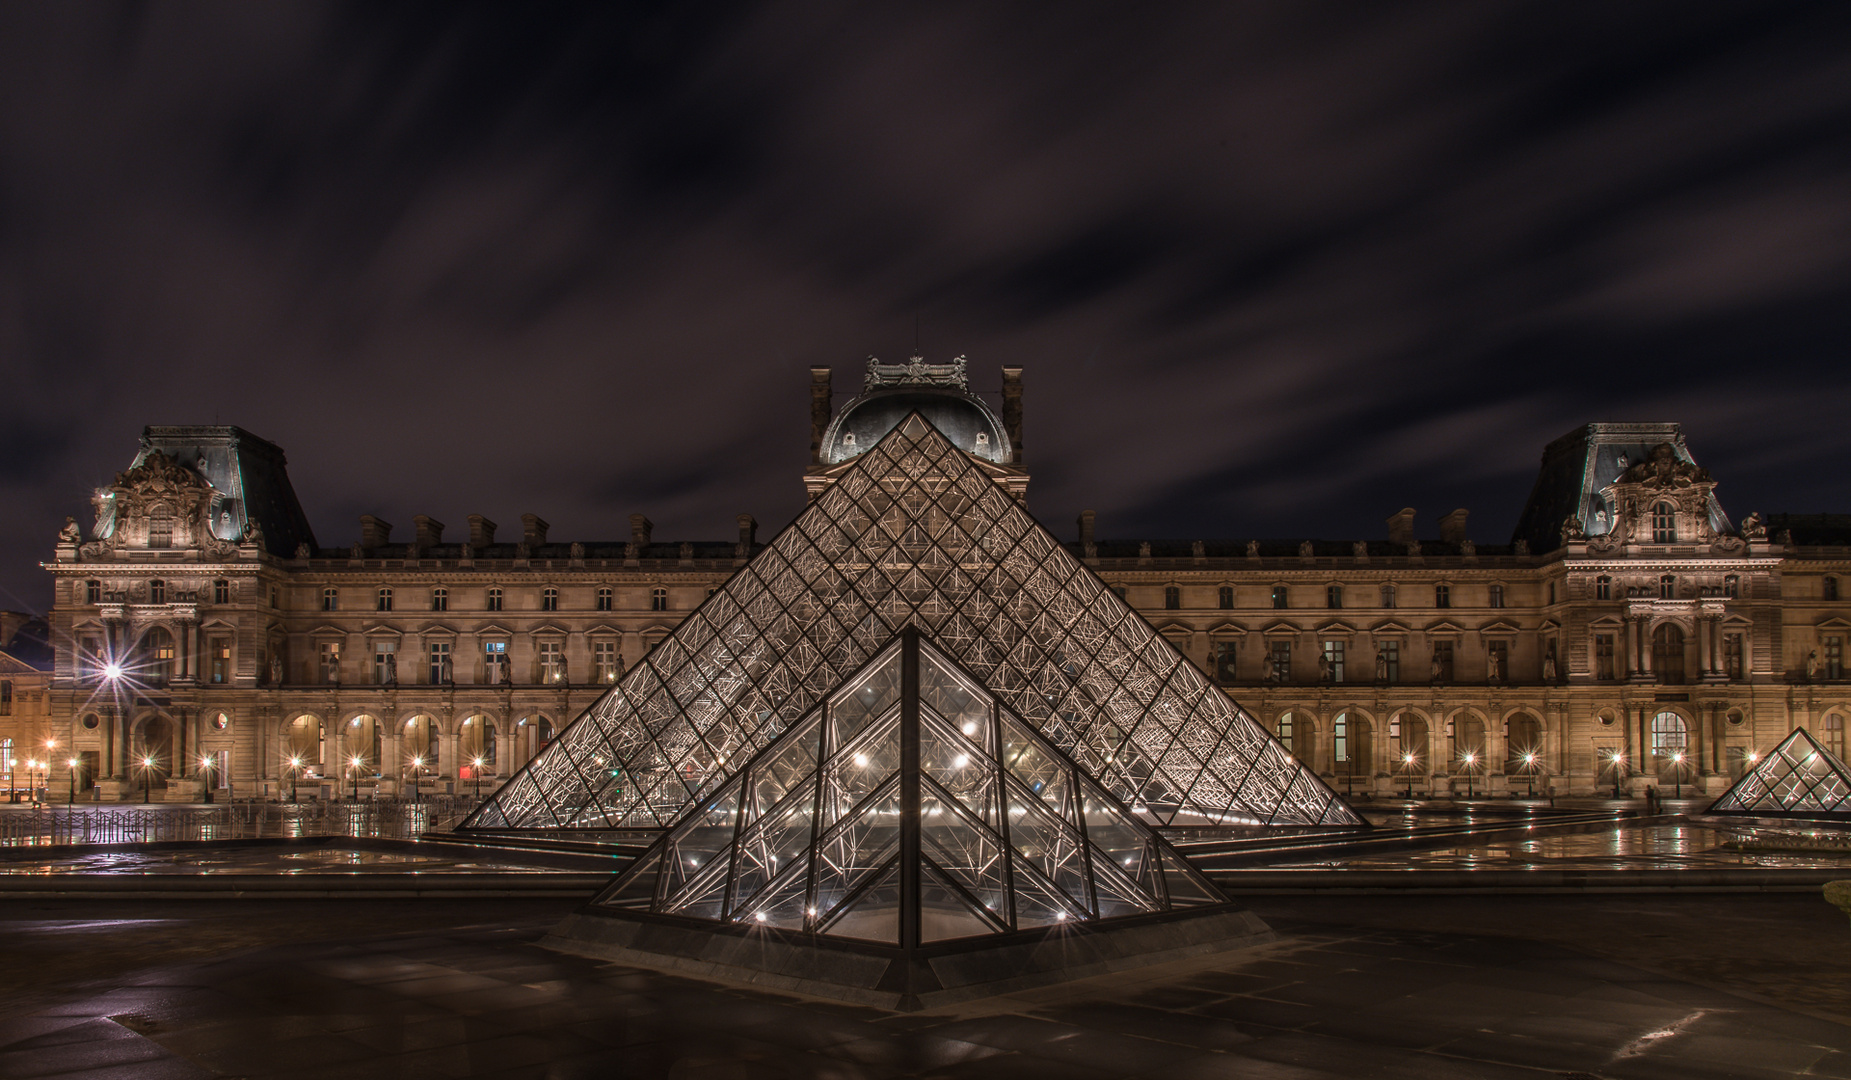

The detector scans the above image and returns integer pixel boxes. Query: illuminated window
[1827,714,1845,759]
[322,587,338,611]
[86,580,101,604]
[1651,502,1676,543]
[486,587,503,612]
[1164,586,1180,610]
[319,643,340,684]
[431,587,448,612]
[1217,585,1233,610]
[1650,711,1687,758]
[539,641,564,683]
[1596,634,1616,681]
[542,586,559,612]
[1596,575,1612,600]
[651,587,669,612]
[595,641,620,683]
[1487,584,1504,609]
[1322,640,1344,682]
[485,641,508,682]
[1380,584,1396,608]
[1271,585,1289,610]
[1326,584,1343,609]
[1276,712,1293,744]
[1659,574,1676,599]
[1333,712,1348,763]
[1434,583,1450,609]
[210,641,231,684]
[149,579,166,604]
[597,587,614,611]
[376,587,393,612]
[213,579,230,604]
[372,642,395,684]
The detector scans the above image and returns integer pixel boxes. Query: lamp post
[1401,753,1417,799]
[287,756,301,803]
[23,760,36,805]
[1462,751,1478,800]
[67,758,78,805]
[349,756,363,801]
[1608,751,1626,799]
[1671,751,1685,799]
[471,757,484,800]
[141,756,154,804]
[199,756,215,804]
[1522,753,1538,799]
[410,757,424,803]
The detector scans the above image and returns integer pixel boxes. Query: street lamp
[410,756,424,802]
[1671,751,1685,799]
[199,756,215,804]
[67,758,78,804]
[23,760,36,806]
[140,755,155,804]
[471,757,485,800]
[349,755,363,801]
[1522,752,1538,799]
[287,756,301,802]
[1608,751,1627,798]
[1401,753,1418,799]
[1462,751,1478,800]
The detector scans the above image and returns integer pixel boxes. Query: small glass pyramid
[1709,728,1851,816]
[594,627,1228,943]
[463,412,1359,832]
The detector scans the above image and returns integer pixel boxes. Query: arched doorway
[1275,711,1315,765]
[402,715,439,777]
[1651,711,1689,781]
[1504,713,1542,774]
[1452,714,1486,774]
[1333,712,1371,788]
[284,715,323,773]
[339,715,382,777]
[515,715,553,768]
[1652,624,1687,685]
[1392,712,1430,776]
[460,715,497,775]
[135,715,175,787]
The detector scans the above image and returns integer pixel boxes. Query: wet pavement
[1270,822,1851,871]
[0,848,577,876]
[2,894,1848,1078]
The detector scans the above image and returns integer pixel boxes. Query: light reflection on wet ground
[0,847,574,875]
[1274,823,1851,870]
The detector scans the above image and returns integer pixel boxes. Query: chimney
[1001,366,1024,464]
[630,514,654,547]
[359,515,392,550]
[468,515,497,546]
[737,513,758,550]
[521,513,549,546]
[413,515,444,547]
[1386,508,1416,546]
[1077,510,1095,547]
[810,367,833,464]
[1438,508,1470,544]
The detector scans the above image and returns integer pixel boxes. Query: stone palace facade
[37,361,1851,802]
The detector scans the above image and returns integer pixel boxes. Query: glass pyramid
[1709,728,1851,816]
[462,412,1359,832]
[593,627,1228,943]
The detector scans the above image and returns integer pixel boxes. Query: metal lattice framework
[595,629,1225,943]
[1709,728,1851,816]
[462,413,1359,832]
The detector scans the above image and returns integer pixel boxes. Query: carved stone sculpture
[439,654,454,685]
[58,517,82,543]
[1353,541,1368,558]
[1560,516,1586,542]
[268,654,283,686]
[1513,539,1530,556]
[1375,648,1388,681]
[1807,649,1820,681]
[1430,653,1443,682]
[1740,512,1766,540]
[384,653,398,686]
[1543,645,1558,683]
[1246,540,1260,558]
[1317,651,1331,683]
[294,542,311,559]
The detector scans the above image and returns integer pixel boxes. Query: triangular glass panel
[471,410,1360,834]
[1710,728,1851,816]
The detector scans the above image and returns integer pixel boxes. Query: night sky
[4,2,1850,613]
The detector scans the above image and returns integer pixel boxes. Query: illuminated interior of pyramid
[463,413,1359,833]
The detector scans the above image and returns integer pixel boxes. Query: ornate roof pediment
[1314,620,1356,636]
[1424,620,1466,636]
[1260,620,1300,637]
[475,623,515,638]
[1815,616,1851,631]
[1479,619,1524,636]
[1616,442,1713,490]
[1206,622,1247,638]
[1369,619,1414,636]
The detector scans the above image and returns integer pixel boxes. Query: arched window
[431,587,448,612]
[651,587,669,612]
[1651,502,1677,543]
[485,587,503,612]
[322,587,338,612]
[376,587,392,612]
[542,586,559,612]
[597,586,614,612]
[1271,585,1289,610]
[1326,584,1343,609]
[1650,711,1688,759]
[1276,712,1293,745]
[1596,575,1612,600]
[1434,583,1451,609]
[1164,586,1180,610]
[1826,714,1845,759]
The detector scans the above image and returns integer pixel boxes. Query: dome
[821,387,1012,465]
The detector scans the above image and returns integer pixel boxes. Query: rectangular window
[1212,642,1238,685]
[1724,633,1744,680]
[1488,641,1508,682]
[1488,584,1504,609]
[1272,585,1289,610]
[651,587,669,612]
[1596,634,1616,681]
[322,587,338,611]
[1827,636,1844,680]
[210,641,231,684]
[1380,640,1399,682]
[594,641,620,683]
[319,643,340,684]
[431,587,448,612]
[542,587,559,612]
[213,579,230,604]
[1596,576,1612,600]
[1217,585,1233,610]
[1322,640,1344,682]
[1660,575,1676,599]
[86,579,101,604]
[597,587,614,612]
[81,637,104,680]
[486,587,502,612]
[376,587,393,612]
[0,682,10,716]
[539,641,564,683]
[1164,586,1180,610]
[1434,583,1450,609]
[485,641,508,683]
[1432,641,1454,681]
[373,642,396,684]
[149,579,166,604]
[428,642,451,684]
[1326,585,1342,609]
[1269,640,1292,682]
[1380,584,1396,609]
[148,514,173,548]
[1334,713,1348,764]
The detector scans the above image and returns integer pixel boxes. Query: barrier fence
[0,796,483,847]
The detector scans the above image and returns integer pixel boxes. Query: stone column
[1623,617,1638,677]
[1690,702,1707,775]
[1696,618,1711,678]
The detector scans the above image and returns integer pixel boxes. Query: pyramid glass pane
[588,629,1237,945]
[1710,728,1851,816]
[465,412,1357,832]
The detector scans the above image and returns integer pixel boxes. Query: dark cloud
[3,1,1851,610]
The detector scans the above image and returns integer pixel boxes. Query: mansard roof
[137,426,317,558]
[1511,422,1731,555]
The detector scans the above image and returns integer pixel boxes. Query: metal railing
[0,796,483,847]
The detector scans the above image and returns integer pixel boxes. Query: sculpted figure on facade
[1299,540,1314,558]
[384,652,398,686]
[1543,644,1557,683]
[294,542,311,558]
[1246,540,1260,558]
[439,653,453,685]
[268,654,283,686]
[58,517,82,544]
[1560,515,1586,543]
[1430,652,1443,682]
[1807,649,1820,681]
[1739,511,1766,540]
[1317,651,1331,683]
[1374,647,1388,681]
